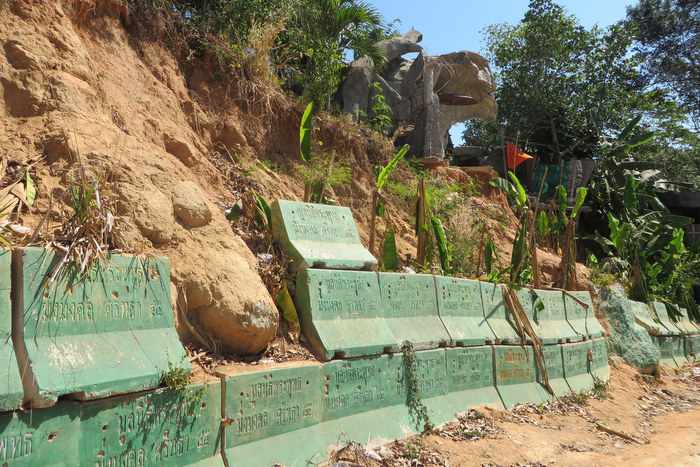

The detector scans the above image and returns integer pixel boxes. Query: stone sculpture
[342,29,497,159]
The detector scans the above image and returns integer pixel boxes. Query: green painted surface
[319,350,452,446]
[223,365,324,467]
[516,289,582,344]
[480,283,520,344]
[271,200,377,272]
[226,426,325,467]
[445,347,503,410]
[0,249,22,411]
[672,336,689,364]
[322,356,394,421]
[378,273,451,350]
[493,346,551,409]
[686,335,700,359]
[0,402,81,466]
[563,291,604,338]
[536,345,570,398]
[79,382,222,466]
[435,277,495,346]
[674,308,698,335]
[295,269,396,360]
[653,336,680,368]
[14,247,190,408]
[319,355,413,445]
[651,302,682,336]
[224,365,322,448]
[631,301,668,335]
[388,350,450,424]
[561,341,595,393]
[591,338,611,381]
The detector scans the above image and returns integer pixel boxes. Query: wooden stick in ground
[595,422,648,445]
[503,286,554,396]
[560,219,577,290]
[530,166,549,287]
[528,210,541,288]
[369,190,379,255]
[416,177,427,267]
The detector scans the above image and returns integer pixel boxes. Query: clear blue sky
[370,0,636,142]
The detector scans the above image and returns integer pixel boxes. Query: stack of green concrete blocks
[631,299,700,367]
[0,247,219,466]
[263,199,611,467]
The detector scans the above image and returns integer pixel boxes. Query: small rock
[378,446,393,460]
[257,253,274,264]
[163,134,198,167]
[40,129,77,163]
[135,188,175,244]
[4,41,40,70]
[218,117,248,149]
[365,448,381,461]
[172,181,212,228]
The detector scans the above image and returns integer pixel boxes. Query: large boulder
[340,30,497,158]
[172,181,212,228]
[599,285,659,373]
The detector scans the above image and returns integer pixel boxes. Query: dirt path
[366,361,700,467]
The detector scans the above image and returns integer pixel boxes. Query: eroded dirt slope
[0,0,590,359]
[0,0,398,356]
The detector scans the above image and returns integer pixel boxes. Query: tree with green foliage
[282,0,387,106]
[135,0,391,108]
[627,0,700,129]
[481,0,679,164]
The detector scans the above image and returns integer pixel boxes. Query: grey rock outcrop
[599,285,659,372]
[375,28,423,62]
[341,29,497,159]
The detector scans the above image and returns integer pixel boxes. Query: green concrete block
[561,291,586,338]
[271,200,376,272]
[445,347,503,410]
[435,277,495,346]
[515,289,582,344]
[590,338,611,381]
[0,250,22,411]
[674,308,698,335]
[563,291,604,338]
[390,349,452,428]
[322,356,395,421]
[295,269,396,360]
[480,283,520,344]
[686,335,700,360]
[79,382,222,466]
[13,248,190,408]
[224,364,323,445]
[651,302,682,336]
[561,341,594,393]
[378,273,451,350]
[631,301,668,335]
[652,336,680,368]
[223,364,323,466]
[493,346,551,409]
[0,402,81,466]
[536,345,570,398]
[319,356,415,447]
[225,425,325,467]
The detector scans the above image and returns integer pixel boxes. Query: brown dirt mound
[0,0,397,356]
[0,0,588,359]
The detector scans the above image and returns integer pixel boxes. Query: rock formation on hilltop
[342,29,498,159]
